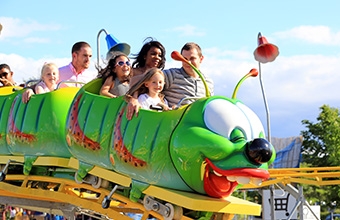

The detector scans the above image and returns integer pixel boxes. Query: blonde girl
[35,63,59,94]
[126,67,169,110]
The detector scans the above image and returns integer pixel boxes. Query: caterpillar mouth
[203,158,270,198]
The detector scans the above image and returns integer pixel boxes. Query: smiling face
[144,71,165,98]
[170,97,275,198]
[145,46,163,69]
[72,45,92,72]
[181,48,203,78]
[0,66,15,86]
[114,55,131,81]
[42,65,59,88]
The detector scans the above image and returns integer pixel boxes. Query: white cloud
[274,25,340,45]
[193,47,340,137]
[198,47,340,107]
[0,17,62,41]
[264,55,340,104]
[0,53,97,84]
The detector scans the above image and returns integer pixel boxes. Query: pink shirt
[58,63,95,88]
[35,81,56,93]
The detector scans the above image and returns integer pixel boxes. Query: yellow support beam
[144,186,261,216]
[68,157,132,187]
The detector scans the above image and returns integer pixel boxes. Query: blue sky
[1,0,340,138]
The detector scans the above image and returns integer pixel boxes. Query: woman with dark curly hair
[130,37,166,87]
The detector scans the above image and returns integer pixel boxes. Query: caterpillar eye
[204,99,265,141]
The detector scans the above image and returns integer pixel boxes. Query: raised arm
[0,78,14,87]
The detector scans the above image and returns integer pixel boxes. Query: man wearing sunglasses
[0,63,16,87]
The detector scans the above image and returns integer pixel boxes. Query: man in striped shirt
[126,42,214,119]
[163,42,214,107]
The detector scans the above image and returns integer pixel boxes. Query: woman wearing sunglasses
[99,52,131,98]
[0,63,16,87]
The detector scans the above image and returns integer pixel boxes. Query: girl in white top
[35,63,59,94]
[127,68,169,110]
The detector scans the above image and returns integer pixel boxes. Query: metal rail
[241,166,340,189]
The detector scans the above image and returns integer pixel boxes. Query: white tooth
[227,176,237,182]
[236,176,251,184]
[213,171,222,177]
[251,178,263,186]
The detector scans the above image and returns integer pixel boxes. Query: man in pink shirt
[22,41,95,103]
[58,41,95,88]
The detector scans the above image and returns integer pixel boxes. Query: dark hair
[127,67,165,101]
[97,52,130,82]
[72,41,91,53]
[131,37,166,70]
[181,42,202,57]
[0,63,11,71]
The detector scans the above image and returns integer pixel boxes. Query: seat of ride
[82,78,103,95]
[81,78,201,110]
[0,86,23,95]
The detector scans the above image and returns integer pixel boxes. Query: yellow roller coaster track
[4,156,335,219]
[241,166,340,189]
[0,156,261,220]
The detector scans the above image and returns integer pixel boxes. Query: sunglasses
[116,61,131,67]
[0,72,9,78]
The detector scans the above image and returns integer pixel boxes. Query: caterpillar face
[170,97,275,198]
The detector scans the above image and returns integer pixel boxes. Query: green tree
[301,105,340,166]
[301,105,340,217]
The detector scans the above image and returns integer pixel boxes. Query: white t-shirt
[138,93,168,110]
